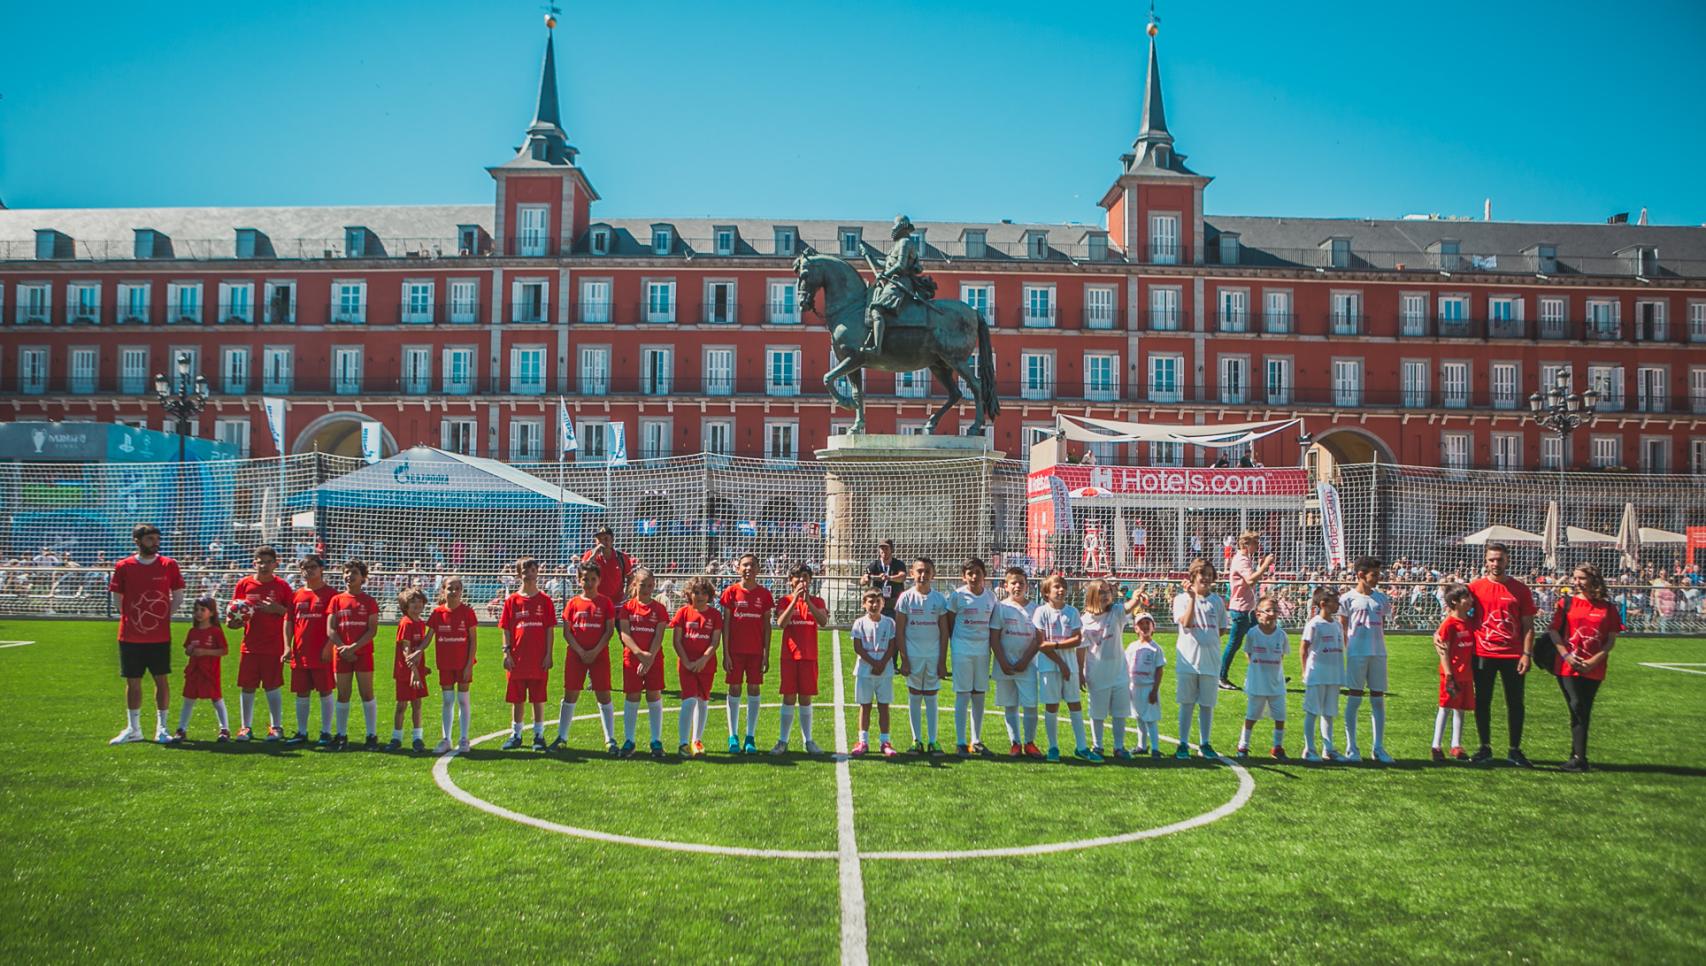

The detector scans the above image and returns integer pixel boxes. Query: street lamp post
[153,351,210,543]
[1528,371,1599,568]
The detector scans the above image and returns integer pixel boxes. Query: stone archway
[290,412,400,459]
[1306,426,1396,481]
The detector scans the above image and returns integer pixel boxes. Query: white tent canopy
[1639,526,1687,544]
[1055,414,1304,449]
[1565,526,1618,544]
[1459,524,1545,545]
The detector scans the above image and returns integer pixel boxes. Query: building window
[1436,240,1462,271]
[961,283,992,319]
[645,281,675,324]
[70,347,97,393]
[332,347,362,395]
[217,282,253,324]
[402,347,431,394]
[263,281,295,325]
[118,282,150,324]
[651,227,673,255]
[1586,299,1618,339]
[511,279,548,323]
[704,281,736,324]
[1148,214,1179,264]
[1640,438,1669,473]
[1636,301,1667,342]
[261,347,291,394]
[509,346,545,395]
[768,280,799,324]
[1690,367,1706,414]
[639,419,671,460]
[1263,291,1291,334]
[402,281,434,324]
[1020,352,1054,401]
[589,227,610,256]
[1540,435,1564,470]
[1535,244,1557,274]
[1491,433,1522,470]
[1148,286,1180,331]
[575,420,609,463]
[1635,367,1667,413]
[765,421,799,464]
[1265,358,1291,405]
[1148,355,1182,403]
[458,225,482,256]
[715,230,735,256]
[1218,233,1240,266]
[213,418,251,457]
[221,347,249,394]
[1691,439,1706,475]
[169,282,204,324]
[963,230,987,259]
[1401,360,1428,407]
[640,347,673,395]
[517,206,549,256]
[1150,441,1184,467]
[1332,359,1362,407]
[1329,238,1351,269]
[1590,435,1619,469]
[896,368,930,398]
[508,420,543,461]
[441,418,479,456]
[702,420,733,457]
[344,226,370,258]
[1436,295,1469,334]
[1084,353,1119,401]
[1217,288,1248,333]
[439,279,477,325]
[1441,433,1471,470]
[1021,285,1055,327]
[839,229,862,258]
[1084,286,1116,329]
[704,348,734,395]
[774,229,795,256]
[1330,292,1361,335]
[1490,363,1519,410]
[68,282,100,324]
[1400,293,1426,336]
[331,282,365,324]
[1687,301,1706,342]
[1218,356,1248,404]
[577,346,609,396]
[1539,297,1566,338]
[1441,362,1470,408]
[1587,365,1623,411]
[167,349,202,392]
[1489,296,1521,329]
[578,279,610,324]
[119,347,149,394]
[766,348,801,396]
[443,347,475,396]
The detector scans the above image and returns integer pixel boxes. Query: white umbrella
[1565,526,1617,545]
[1615,502,1640,570]
[1542,501,1560,571]
[1638,526,1687,545]
[1459,524,1545,546]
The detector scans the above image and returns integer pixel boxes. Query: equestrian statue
[795,215,1000,436]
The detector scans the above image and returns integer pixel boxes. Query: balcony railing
[1329,313,1365,336]
[1216,313,1251,333]
[1082,307,1119,330]
[1144,310,1183,332]
[1262,313,1293,334]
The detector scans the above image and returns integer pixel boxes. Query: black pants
[1556,675,1602,762]
[1473,656,1526,751]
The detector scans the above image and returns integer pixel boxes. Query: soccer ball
[226,600,253,625]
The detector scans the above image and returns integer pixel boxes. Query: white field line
[830,630,868,966]
[1638,662,1706,676]
[0,641,37,649]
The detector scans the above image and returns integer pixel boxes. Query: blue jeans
[1219,609,1256,680]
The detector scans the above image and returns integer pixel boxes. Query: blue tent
[288,447,602,512]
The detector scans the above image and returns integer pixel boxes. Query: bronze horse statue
[794,250,999,435]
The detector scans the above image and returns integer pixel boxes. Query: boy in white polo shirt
[1080,578,1129,759]
[1236,597,1288,759]
[1339,556,1394,763]
[992,567,1042,758]
[1033,574,1096,763]
[946,558,998,755]
[1299,587,1346,762]
[850,590,898,758]
[1124,612,1166,757]
[893,558,949,755]
[1172,558,1227,761]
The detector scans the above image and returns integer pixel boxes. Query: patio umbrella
[1564,526,1617,545]
[1542,501,1560,571]
[1459,524,1545,545]
[1615,502,1640,570]
[1638,526,1687,545]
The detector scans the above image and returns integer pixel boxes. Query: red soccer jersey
[621,598,669,654]
[182,623,228,691]
[290,585,337,668]
[1468,576,1537,659]
[500,591,557,679]
[394,615,430,678]
[429,603,479,671]
[672,605,723,661]
[562,594,616,653]
[108,554,186,645]
[580,548,634,603]
[232,575,293,656]
[719,583,774,657]
[1552,596,1622,681]
[1435,614,1475,679]
[327,591,380,653]
[776,594,825,661]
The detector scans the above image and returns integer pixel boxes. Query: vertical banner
[608,422,629,467]
[1317,481,1346,569]
[359,420,382,465]
[557,396,577,455]
[261,397,287,455]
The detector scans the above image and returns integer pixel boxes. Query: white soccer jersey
[946,586,998,658]
[1031,602,1082,660]
[1081,608,1128,689]
[1339,589,1391,658]
[851,614,896,678]
[994,599,1038,675]
[1301,615,1346,686]
[895,587,948,657]
[1172,592,1227,675]
[1241,624,1289,697]
[1125,639,1166,690]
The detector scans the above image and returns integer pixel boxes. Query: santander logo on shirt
[511,598,552,633]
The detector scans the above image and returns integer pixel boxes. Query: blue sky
[3,0,1704,225]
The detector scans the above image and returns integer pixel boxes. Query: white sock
[726,693,739,737]
[1044,709,1060,749]
[1146,721,1159,752]
[860,727,870,744]
[648,700,663,744]
[1239,722,1254,749]
[1273,724,1285,748]
[623,700,638,744]
[264,688,283,730]
[923,694,939,743]
[598,702,615,743]
[1432,707,1448,749]
[1112,717,1127,752]
[1178,704,1193,746]
[442,691,457,741]
[1022,708,1038,743]
[335,701,351,735]
[1344,695,1362,750]
[178,699,196,732]
[392,727,404,742]
[127,708,141,733]
[1092,717,1106,749]
[240,691,255,730]
[954,692,970,746]
[511,720,523,738]
[1068,709,1086,751]
[533,718,545,738]
[970,692,985,742]
[361,699,377,737]
[779,704,795,744]
[679,698,695,745]
[156,708,169,732]
[1450,710,1463,747]
[213,699,228,729]
[319,694,334,734]
[800,705,814,743]
[1370,696,1387,749]
[908,693,924,741]
[411,727,423,741]
[1003,707,1020,743]
[295,695,311,734]
[457,692,471,742]
[557,700,574,741]
[694,698,709,741]
[1322,717,1337,753]
[1197,706,1214,746]
[744,695,760,740]
[1305,712,1320,753]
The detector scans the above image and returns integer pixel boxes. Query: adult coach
[1219,531,1275,690]
[581,524,634,605]
[1468,543,1537,766]
[864,539,906,616]
[107,523,185,745]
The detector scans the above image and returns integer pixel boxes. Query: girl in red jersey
[1430,586,1476,762]
[428,576,478,754]
[671,576,724,757]
[175,597,230,741]
[617,567,670,759]
[326,560,381,751]
[1540,563,1622,772]
[389,588,433,751]
[773,564,829,756]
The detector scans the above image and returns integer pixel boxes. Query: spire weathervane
[543,2,560,30]
[1148,0,1160,36]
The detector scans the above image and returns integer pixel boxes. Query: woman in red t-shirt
[1540,563,1621,772]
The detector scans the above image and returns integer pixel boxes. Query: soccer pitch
[2,621,1703,964]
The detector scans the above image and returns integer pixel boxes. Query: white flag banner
[261,397,287,456]
[359,420,382,465]
[608,422,628,468]
[557,397,577,454]
[1317,481,1347,569]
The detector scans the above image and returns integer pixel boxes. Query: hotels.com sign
[1028,464,1311,498]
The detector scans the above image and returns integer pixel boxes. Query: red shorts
[436,646,473,687]
[332,647,374,675]
[291,665,334,696]
[1439,673,1475,710]
[725,651,765,688]
[780,656,819,697]
[564,648,612,692]
[237,652,284,691]
[395,671,431,702]
[506,674,547,705]
[622,653,666,693]
[183,667,223,701]
[679,659,717,701]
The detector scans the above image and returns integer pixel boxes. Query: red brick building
[3,25,1704,476]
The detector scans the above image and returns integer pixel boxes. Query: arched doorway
[291,413,400,459]
[1306,427,1395,481]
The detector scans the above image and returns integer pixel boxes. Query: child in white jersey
[1032,574,1093,763]
[1299,587,1345,762]
[1080,579,1130,759]
[850,590,898,758]
[893,558,949,755]
[1124,612,1166,757]
[1171,558,1228,760]
[1339,556,1394,763]
[992,567,1042,758]
[1236,597,1288,759]
[946,558,998,755]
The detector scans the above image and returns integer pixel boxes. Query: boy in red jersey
[499,558,556,750]
[720,553,774,754]
[175,597,230,741]
[1431,586,1476,761]
[556,560,617,754]
[671,576,724,756]
[326,560,381,751]
[286,554,338,746]
[230,545,294,742]
[429,576,478,754]
[107,523,186,745]
[773,563,828,755]
[617,567,669,759]
[389,588,432,751]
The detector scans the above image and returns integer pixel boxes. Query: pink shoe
[880,741,897,758]
[851,740,869,757]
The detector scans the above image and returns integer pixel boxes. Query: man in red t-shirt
[286,554,338,745]
[1467,543,1538,766]
[499,557,557,750]
[580,525,634,604]
[555,560,617,754]
[229,546,294,742]
[107,523,186,745]
[720,553,775,754]
[326,560,381,750]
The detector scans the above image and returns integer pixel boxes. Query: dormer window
[1025,231,1049,260]
[35,229,72,260]
[715,229,735,256]
[1327,237,1351,269]
[1085,232,1108,262]
[774,228,796,256]
[135,229,166,259]
[1217,232,1239,266]
[235,228,263,259]
[344,227,370,258]
[456,224,485,257]
[652,227,674,256]
[1434,239,1461,271]
[590,227,610,256]
[1635,246,1658,277]
[839,228,862,257]
[1530,243,1557,274]
[963,230,987,259]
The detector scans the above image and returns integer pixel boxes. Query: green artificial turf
[1,619,1702,964]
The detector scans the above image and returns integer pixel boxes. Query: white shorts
[1088,683,1129,719]
[1129,688,1162,723]
[994,672,1038,708]
[1303,683,1340,717]
[1175,670,1221,709]
[855,674,894,706]
[1345,654,1389,692]
[1245,692,1286,722]
[1037,660,1080,706]
[951,652,990,694]
[903,652,941,693]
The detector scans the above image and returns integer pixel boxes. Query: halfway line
[830,630,869,966]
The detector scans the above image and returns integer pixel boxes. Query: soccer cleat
[926,741,945,756]
[1173,745,1193,761]
[1560,756,1589,773]
[1507,748,1533,768]
[1077,747,1104,763]
[851,739,870,757]
[606,740,620,756]
[771,741,789,756]
[1114,748,1134,760]
[433,739,452,754]
[678,742,692,757]
[1340,749,1362,763]
[880,740,897,758]
[1271,746,1288,760]
[910,741,927,755]
[1304,749,1323,762]
[217,728,231,743]
[742,738,758,756]
[501,734,523,750]
[412,738,426,752]
[1023,742,1044,759]
[531,735,548,752]
[1008,742,1024,757]
[728,735,741,754]
[1045,747,1062,762]
[386,737,403,751]
[650,740,665,759]
[235,727,254,743]
[109,728,143,745]
[173,728,187,742]
[457,739,472,753]
[316,731,333,747]
[955,743,971,756]
[155,728,177,745]
[1235,746,1251,759]
[330,734,348,751]
[548,736,568,751]
[285,731,309,745]
[265,726,284,742]
[620,740,636,758]
[1432,747,1446,762]
[1470,745,1494,763]
[1150,748,1164,760]
[1217,678,1240,691]
[804,741,824,756]
[1199,743,1220,761]
[691,741,706,758]
[363,735,379,751]
[1449,746,1468,760]
[1373,747,1394,764]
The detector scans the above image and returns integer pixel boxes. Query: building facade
[3,25,1705,476]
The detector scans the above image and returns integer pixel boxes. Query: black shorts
[119,641,172,679]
